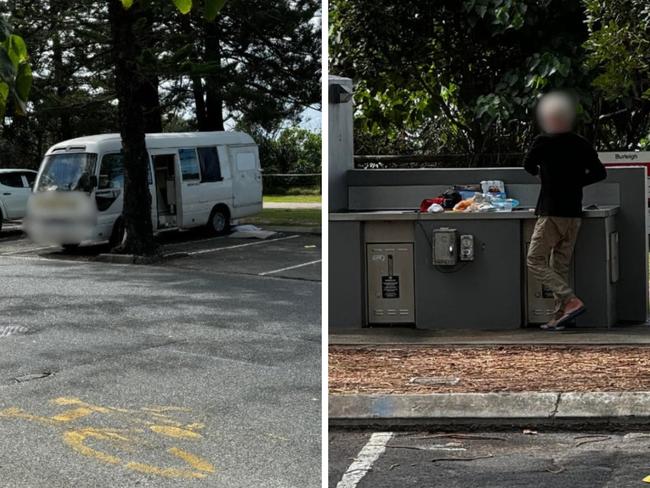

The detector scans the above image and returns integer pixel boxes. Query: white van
[28,132,262,246]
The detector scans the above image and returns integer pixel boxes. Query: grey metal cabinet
[366,243,415,324]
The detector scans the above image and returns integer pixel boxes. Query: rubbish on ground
[523,429,538,435]
[229,225,277,240]
[643,475,650,484]
[232,224,262,232]
[409,376,460,386]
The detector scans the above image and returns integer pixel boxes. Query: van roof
[46,131,256,154]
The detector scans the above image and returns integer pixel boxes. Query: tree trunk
[108,0,157,256]
[202,19,225,131]
[52,33,72,140]
[191,75,209,130]
[138,7,163,133]
[139,73,163,133]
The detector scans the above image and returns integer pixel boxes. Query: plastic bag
[426,203,444,213]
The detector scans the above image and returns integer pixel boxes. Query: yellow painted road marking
[0,397,217,480]
[150,425,203,439]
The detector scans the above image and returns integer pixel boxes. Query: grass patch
[264,194,322,203]
[241,208,321,227]
[265,186,321,196]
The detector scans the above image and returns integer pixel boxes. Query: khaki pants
[526,216,582,314]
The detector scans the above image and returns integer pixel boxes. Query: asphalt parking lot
[0,224,321,281]
[330,430,650,487]
[0,225,321,487]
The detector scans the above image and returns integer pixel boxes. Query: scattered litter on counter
[453,193,520,213]
[419,182,518,214]
[481,180,506,199]
[426,203,444,213]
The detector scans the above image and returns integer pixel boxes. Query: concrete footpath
[330,392,650,429]
[330,326,650,345]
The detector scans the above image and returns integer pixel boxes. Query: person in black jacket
[524,91,607,330]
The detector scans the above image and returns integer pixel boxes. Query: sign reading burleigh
[598,151,650,233]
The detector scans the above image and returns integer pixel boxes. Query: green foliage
[583,0,650,147]
[166,0,321,131]
[331,0,589,158]
[0,0,319,169]
[0,17,31,119]
[120,0,227,18]
[245,126,321,193]
[331,0,650,157]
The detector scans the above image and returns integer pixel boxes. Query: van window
[179,148,201,181]
[0,173,25,188]
[36,153,98,192]
[236,153,256,171]
[197,146,222,182]
[98,154,124,190]
[21,172,36,188]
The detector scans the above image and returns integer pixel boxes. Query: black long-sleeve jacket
[523,132,607,217]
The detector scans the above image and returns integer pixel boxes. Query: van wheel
[207,206,230,236]
[109,219,126,249]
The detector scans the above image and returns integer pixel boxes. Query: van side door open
[177,148,203,227]
[151,152,179,229]
[229,146,262,209]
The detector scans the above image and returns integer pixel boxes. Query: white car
[0,169,37,231]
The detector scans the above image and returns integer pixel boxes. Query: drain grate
[0,326,28,338]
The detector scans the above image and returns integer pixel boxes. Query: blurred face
[537,92,576,134]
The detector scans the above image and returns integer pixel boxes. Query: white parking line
[184,234,300,255]
[0,245,58,256]
[0,255,106,265]
[258,259,321,276]
[336,432,393,488]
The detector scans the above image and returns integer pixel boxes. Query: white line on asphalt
[0,235,24,242]
[336,432,393,488]
[184,234,300,255]
[0,255,125,266]
[0,245,58,256]
[258,259,321,276]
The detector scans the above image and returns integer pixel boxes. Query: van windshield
[36,153,98,192]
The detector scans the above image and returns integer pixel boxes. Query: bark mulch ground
[329,345,650,394]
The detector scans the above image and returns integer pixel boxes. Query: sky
[299,107,322,132]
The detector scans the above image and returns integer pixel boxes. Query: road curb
[266,226,321,235]
[329,392,650,429]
